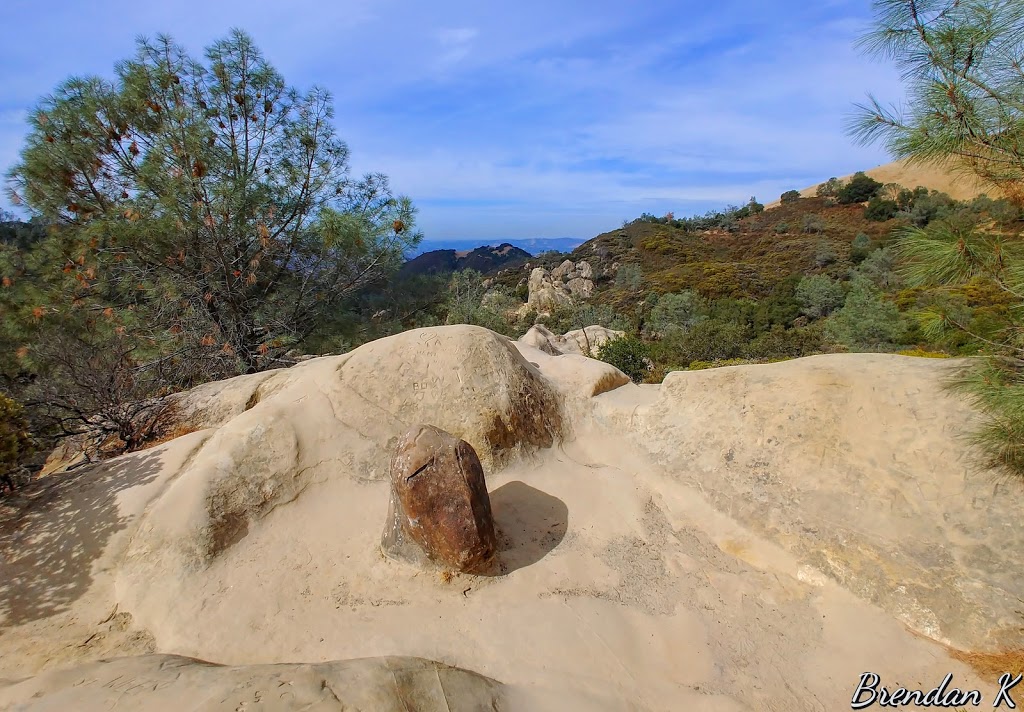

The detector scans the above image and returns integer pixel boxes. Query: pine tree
[6,30,421,376]
[848,0,1024,204]
[849,0,1024,475]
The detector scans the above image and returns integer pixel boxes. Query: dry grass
[136,424,200,451]
[950,647,1024,679]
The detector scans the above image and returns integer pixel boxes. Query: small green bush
[744,323,830,359]
[837,172,883,204]
[654,319,748,366]
[802,214,826,234]
[864,197,899,221]
[850,232,872,262]
[796,275,845,319]
[0,393,34,492]
[615,263,644,291]
[780,190,802,203]
[597,336,651,383]
[825,275,909,349]
[688,358,748,370]
[816,177,845,198]
[773,222,789,234]
[897,348,950,358]
[813,240,838,267]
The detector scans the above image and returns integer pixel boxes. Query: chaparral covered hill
[1,325,1022,710]
[476,164,1022,382]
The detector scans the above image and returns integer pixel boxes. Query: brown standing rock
[381,425,497,572]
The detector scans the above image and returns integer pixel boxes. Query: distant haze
[407,237,585,258]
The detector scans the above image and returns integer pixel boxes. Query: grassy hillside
[768,159,1004,206]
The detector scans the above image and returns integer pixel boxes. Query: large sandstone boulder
[382,425,497,572]
[0,654,506,711]
[562,326,624,356]
[518,324,626,357]
[119,327,563,579]
[594,354,1024,650]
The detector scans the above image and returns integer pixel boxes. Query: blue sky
[1,0,903,241]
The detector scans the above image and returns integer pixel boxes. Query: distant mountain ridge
[399,242,532,278]
[406,237,584,258]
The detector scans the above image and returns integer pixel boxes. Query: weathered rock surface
[111,326,564,622]
[5,326,1024,711]
[523,261,595,314]
[562,325,623,355]
[382,425,497,572]
[593,354,1024,650]
[0,654,506,711]
[518,324,625,357]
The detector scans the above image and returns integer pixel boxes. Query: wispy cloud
[1,0,906,240]
[434,26,479,69]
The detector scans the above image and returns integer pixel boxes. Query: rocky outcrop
[524,260,595,314]
[7,325,1024,710]
[518,324,625,357]
[382,425,497,572]
[593,354,1024,651]
[115,325,564,604]
[0,654,506,712]
[562,325,623,356]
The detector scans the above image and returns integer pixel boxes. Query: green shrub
[541,302,629,335]
[597,336,651,383]
[850,232,873,262]
[688,358,748,370]
[857,247,901,289]
[814,240,838,267]
[615,263,643,291]
[802,214,826,234]
[907,190,957,226]
[897,348,950,358]
[0,393,34,492]
[654,319,748,366]
[816,177,845,198]
[837,172,883,204]
[752,276,803,331]
[780,190,802,203]
[796,275,845,318]
[773,222,789,234]
[646,290,708,336]
[744,323,830,359]
[864,197,899,221]
[825,275,909,349]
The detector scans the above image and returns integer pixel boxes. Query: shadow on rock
[0,449,165,626]
[488,480,568,575]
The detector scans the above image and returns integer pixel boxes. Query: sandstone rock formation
[592,354,1024,651]
[0,654,506,712]
[524,260,595,314]
[2,326,1024,711]
[382,425,497,572]
[518,324,625,357]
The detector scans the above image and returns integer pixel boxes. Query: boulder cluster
[525,260,594,314]
[519,324,624,357]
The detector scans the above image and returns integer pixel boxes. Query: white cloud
[437,27,479,46]
[434,26,480,68]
